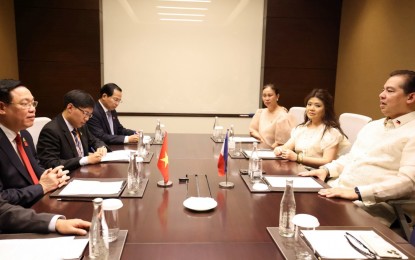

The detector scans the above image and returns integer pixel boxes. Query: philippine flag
[217,130,229,177]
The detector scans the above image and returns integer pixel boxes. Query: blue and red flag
[217,131,228,176]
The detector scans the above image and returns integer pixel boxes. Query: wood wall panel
[18,61,100,117]
[263,67,337,109]
[263,0,342,108]
[267,0,342,18]
[264,18,340,68]
[14,0,100,118]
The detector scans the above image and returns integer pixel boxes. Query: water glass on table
[102,199,123,242]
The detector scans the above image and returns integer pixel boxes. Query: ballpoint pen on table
[57,198,93,202]
[205,174,212,198]
[195,174,200,197]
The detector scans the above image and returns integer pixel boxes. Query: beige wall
[335,0,415,120]
[0,0,18,78]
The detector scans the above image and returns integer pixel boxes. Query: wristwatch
[354,187,362,201]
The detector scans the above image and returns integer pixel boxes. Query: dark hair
[100,83,122,98]
[64,89,95,109]
[263,83,279,95]
[301,88,346,138]
[0,79,24,103]
[389,70,415,94]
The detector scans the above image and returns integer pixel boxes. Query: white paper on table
[101,149,136,162]
[243,150,281,159]
[301,230,408,259]
[232,136,258,143]
[59,179,124,195]
[0,236,88,260]
[264,176,323,189]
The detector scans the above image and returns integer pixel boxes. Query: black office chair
[389,199,414,242]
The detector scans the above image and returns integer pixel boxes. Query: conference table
[31,133,414,259]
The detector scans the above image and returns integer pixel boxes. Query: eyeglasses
[111,97,122,103]
[9,101,38,109]
[75,106,93,119]
[344,232,377,259]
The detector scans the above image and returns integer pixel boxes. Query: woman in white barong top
[274,89,350,168]
[249,84,296,148]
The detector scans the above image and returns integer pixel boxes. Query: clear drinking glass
[102,199,123,242]
[234,141,242,156]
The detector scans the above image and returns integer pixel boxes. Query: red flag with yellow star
[157,132,169,183]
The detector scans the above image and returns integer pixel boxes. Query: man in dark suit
[0,197,90,234]
[0,79,69,207]
[87,83,138,145]
[37,89,108,171]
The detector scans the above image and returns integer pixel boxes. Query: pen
[57,198,93,202]
[90,147,96,152]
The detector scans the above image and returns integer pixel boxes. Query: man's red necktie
[15,134,39,184]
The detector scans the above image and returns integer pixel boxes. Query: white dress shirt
[326,111,415,224]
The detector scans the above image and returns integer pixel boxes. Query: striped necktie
[71,129,84,157]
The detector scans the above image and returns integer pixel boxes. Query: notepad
[301,230,408,259]
[243,149,283,159]
[264,176,323,189]
[101,149,134,162]
[59,179,124,196]
[0,236,88,260]
[232,136,258,143]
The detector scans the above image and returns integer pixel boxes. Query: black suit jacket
[0,129,44,207]
[0,198,53,233]
[37,114,108,171]
[87,102,135,145]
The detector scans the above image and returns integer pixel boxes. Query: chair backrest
[288,107,306,126]
[26,117,51,146]
[339,113,372,144]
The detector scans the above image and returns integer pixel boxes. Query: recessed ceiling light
[157,6,208,11]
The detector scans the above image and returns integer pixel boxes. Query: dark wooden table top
[30,133,413,259]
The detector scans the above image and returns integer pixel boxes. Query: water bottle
[248,142,259,180]
[213,116,218,137]
[137,130,146,157]
[279,179,296,237]
[155,119,162,143]
[89,198,109,259]
[127,152,140,194]
[228,124,235,154]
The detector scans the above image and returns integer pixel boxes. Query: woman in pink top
[249,84,295,148]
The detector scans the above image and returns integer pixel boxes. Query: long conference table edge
[18,134,415,259]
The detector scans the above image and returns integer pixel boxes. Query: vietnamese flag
[157,132,169,183]
[217,130,228,176]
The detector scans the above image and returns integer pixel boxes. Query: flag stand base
[157,180,173,187]
[219,181,234,189]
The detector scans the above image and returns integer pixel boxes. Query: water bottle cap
[136,157,144,162]
[143,135,151,143]
[103,198,123,210]
[292,214,320,228]
[93,198,103,203]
